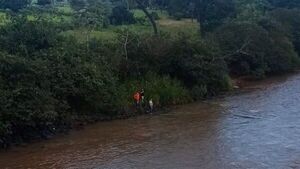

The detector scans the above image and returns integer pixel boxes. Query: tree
[215,22,299,77]
[135,0,158,35]
[71,0,112,28]
[37,0,52,6]
[267,0,300,9]
[235,0,269,23]
[0,0,31,11]
[268,9,300,55]
[0,17,60,56]
[109,5,135,25]
[152,0,170,11]
[193,0,236,33]
[68,0,86,11]
[165,35,230,98]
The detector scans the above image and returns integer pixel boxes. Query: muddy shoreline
[1,72,300,168]
[1,72,297,150]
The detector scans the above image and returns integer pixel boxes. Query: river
[1,74,300,169]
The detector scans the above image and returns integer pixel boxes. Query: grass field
[0,7,199,42]
[64,9,199,42]
[132,9,169,19]
[27,13,72,23]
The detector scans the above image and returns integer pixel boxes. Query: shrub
[109,5,135,25]
[0,38,121,146]
[215,22,300,77]
[0,0,31,12]
[151,11,160,20]
[269,9,300,55]
[172,12,184,20]
[119,73,191,107]
[161,34,231,98]
[37,0,52,6]
[0,17,62,56]
[115,31,231,99]
[0,53,68,144]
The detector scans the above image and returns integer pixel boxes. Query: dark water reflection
[1,74,300,169]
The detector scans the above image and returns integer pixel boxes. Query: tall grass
[119,73,191,107]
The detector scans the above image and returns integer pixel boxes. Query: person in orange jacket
[134,91,141,107]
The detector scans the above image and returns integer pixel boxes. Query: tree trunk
[136,0,158,36]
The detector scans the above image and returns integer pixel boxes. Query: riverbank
[0,101,174,149]
[2,11,300,150]
[2,72,298,150]
[1,72,300,169]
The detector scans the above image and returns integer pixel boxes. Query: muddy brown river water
[1,74,300,169]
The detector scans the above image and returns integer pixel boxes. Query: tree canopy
[0,0,31,11]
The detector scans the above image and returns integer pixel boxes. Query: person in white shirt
[149,99,154,113]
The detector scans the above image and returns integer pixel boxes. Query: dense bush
[0,53,68,146]
[70,0,112,28]
[162,35,231,98]
[109,5,135,25]
[115,31,231,99]
[215,22,300,77]
[268,9,300,55]
[0,17,62,56]
[37,0,52,6]
[0,0,31,12]
[120,72,191,106]
[0,47,121,146]
[0,19,122,146]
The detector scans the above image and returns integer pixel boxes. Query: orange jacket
[134,92,140,101]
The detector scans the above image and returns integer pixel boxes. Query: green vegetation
[120,73,191,106]
[0,0,300,148]
[0,12,9,25]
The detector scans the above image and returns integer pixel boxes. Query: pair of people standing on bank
[133,89,154,112]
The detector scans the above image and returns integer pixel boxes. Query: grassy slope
[0,6,199,41]
[64,9,199,41]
